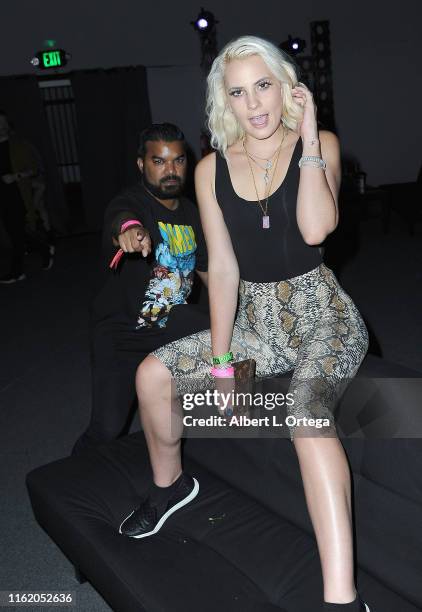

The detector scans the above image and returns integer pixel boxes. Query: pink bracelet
[109,249,124,270]
[109,220,143,270]
[120,219,142,233]
[211,366,234,378]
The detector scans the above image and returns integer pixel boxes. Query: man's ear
[137,157,144,173]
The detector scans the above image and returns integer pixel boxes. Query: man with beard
[73,123,209,454]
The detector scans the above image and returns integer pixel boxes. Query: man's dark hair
[0,109,7,118]
[137,123,185,158]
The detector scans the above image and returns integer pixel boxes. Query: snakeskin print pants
[152,263,369,441]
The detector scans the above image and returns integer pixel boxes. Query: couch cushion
[185,436,422,607]
[27,434,319,611]
[184,351,422,608]
[361,440,422,505]
[354,475,422,607]
[185,438,307,531]
[357,354,421,378]
[27,433,420,611]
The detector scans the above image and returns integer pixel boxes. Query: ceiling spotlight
[191,8,217,33]
[279,35,306,56]
[197,17,208,30]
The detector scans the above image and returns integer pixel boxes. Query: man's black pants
[73,304,210,454]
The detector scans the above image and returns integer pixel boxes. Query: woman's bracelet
[298,156,326,170]
[211,366,234,378]
[212,351,233,365]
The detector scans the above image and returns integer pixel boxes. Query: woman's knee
[136,355,171,397]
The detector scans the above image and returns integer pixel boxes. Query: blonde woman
[119,36,370,611]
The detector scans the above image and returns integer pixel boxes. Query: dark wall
[2,0,421,184]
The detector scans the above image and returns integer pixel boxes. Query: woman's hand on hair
[292,83,319,145]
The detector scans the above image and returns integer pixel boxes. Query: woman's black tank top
[215,137,323,282]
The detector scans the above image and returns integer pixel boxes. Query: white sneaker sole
[119,477,199,538]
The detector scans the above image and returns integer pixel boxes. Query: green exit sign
[42,50,62,67]
[31,48,69,70]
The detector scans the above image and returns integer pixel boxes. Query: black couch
[27,354,422,612]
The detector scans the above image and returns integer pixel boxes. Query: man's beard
[141,173,184,200]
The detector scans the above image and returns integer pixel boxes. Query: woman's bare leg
[137,356,358,602]
[293,436,357,603]
[136,355,183,487]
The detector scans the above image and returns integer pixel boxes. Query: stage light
[191,7,219,73]
[279,35,307,56]
[191,8,217,33]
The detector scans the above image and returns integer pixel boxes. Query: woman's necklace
[242,128,286,229]
[246,145,281,186]
[247,156,274,185]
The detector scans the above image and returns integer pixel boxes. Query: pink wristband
[120,219,142,233]
[110,220,143,270]
[211,366,234,378]
[109,249,124,270]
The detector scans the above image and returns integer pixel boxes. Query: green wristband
[212,352,233,365]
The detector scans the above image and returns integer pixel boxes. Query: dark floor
[0,209,421,611]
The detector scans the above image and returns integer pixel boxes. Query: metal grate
[39,79,81,183]
[310,20,336,131]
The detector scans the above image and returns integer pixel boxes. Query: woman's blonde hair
[206,35,303,157]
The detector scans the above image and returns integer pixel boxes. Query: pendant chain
[247,156,273,184]
[242,128,286,227]
[246,143,283,184]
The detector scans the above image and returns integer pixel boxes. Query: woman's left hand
[292,82,319,143]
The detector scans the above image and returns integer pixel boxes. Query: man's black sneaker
[0,273,26,284]
[119,473,199,538]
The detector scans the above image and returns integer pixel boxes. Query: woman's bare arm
[195,152,240,358]
[296,130,341,245]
